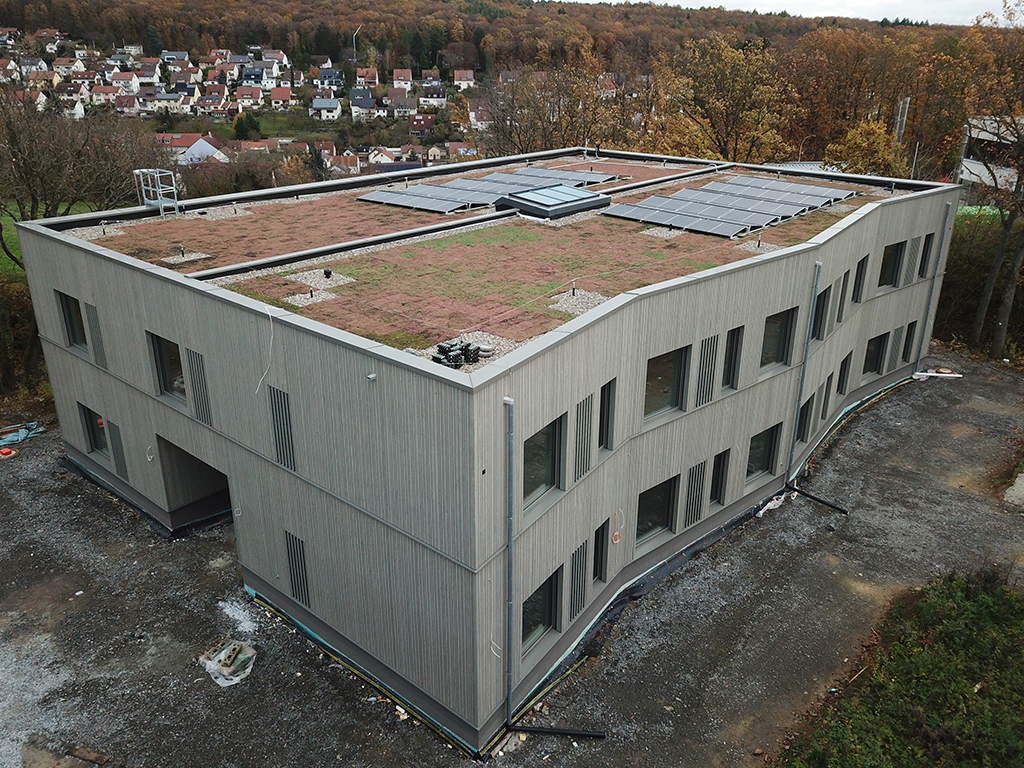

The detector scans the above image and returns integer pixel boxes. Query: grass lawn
[1,214,25,278]
[781,565,1024,767]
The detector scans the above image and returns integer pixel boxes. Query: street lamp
[798,134,818,163]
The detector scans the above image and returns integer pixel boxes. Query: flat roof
[62,153,905,363]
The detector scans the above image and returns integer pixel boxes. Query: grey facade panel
[84,302,106,369]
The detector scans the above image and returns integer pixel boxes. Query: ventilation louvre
[685,461,706,528]
[285,530,310,606]
[269,385,296,470]
[186,348,212,426]
[574,395,593,482]
[569,541,588,621]
[696,335,719,407]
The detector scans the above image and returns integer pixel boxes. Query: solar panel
[727,175,857,201]
[513,167,616,186]
[358,189,468,214]
[631,195,779,228]
[604,203,749,238]
[669,188,807,219]
[444,177,539,197]
[703,181,833,209]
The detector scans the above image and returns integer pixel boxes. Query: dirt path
[1,351,1022,767]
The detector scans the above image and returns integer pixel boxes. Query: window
[747,423,781,478]
[760,308,796,368]
[524,417,561,507]
[852,255,869,303]
[644,347,688,416]
[836,271,850,323]
[58,292,88,349]
[812,286,831,341]
[522,570,558,654]
[837,352,853,395]
[903,321,917,363]
[593,519,610,582]
[80,404,108,456]
[918,233,934,278]
[710,449,730,505]
[797,395,816,443]
[598,379,615,450]
[722,326,743,389]
[878,241,905,288]
[151,334,186,401]
[821,374,833,419]
[863,332,889,376]
[636,476,677,542]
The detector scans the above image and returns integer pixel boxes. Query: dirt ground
[2,350,1023,767]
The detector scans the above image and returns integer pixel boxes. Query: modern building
[19,149,958,754]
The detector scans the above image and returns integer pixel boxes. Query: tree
[823,120,912,177]
[233,112,262,141]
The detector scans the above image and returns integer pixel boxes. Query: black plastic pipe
[785,483,850,515]
[508,725,606,739]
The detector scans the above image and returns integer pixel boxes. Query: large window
[637,476,677,542]
[523,417,561,507]
[918,233,935,278]
[722,326,743,389]
[80,404,108,456]
[878,241,905,288]
[863,332,889,376]
[598,379,615,450]
[747,423,781,478]
[58,292,88,349]
[644,347,688,416]
[151,334,186,401]
[852,255,869,303]
[522,570,558,654]
[812,287,831,341]
[760,308,796,368]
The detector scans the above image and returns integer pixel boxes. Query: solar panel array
[358,167,616,214]
[603,175,857,239]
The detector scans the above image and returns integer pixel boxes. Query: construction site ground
[2,350,1024,767]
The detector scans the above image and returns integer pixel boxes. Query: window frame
[79,403,109,457]
[593,519,610,582]
[902,321,917,363]
[522,569,560,655]
[710,449,730,506]
[862,332,890,376]
[636,475,678,543]
[722,325,744,389]
[852,255,869,303]
[836,270,850,323]
[598,379,616,450]
[643,346,689,418]
[796,395,816,443]
[918,233,934,279]
[58,291,88,349]
[746,423,782,479]
[523,416,562,509]
[837,352,853,395]
[812,286,831,341]
[760,307,797,369]
[877,241,906,289]
[150,333,187,403]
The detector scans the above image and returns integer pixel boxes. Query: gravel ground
[1,351,1023,767]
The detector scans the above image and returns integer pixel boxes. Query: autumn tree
[823,120,912,177]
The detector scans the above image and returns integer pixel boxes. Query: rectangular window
[695,335,718,407]
[58,292,88,348]
[569,542,588,621]
[522,569,558,654]
[760,308,797,368]
[878,241,905,288]
[722,326,743,389]
[747,423,781,478]
[903,321,917,363]
[151,334,186,401]
[285,530,310,607]
[836,271,850,323]
[918,233,934,278]
[636,476,677,542]
[797,395,816,443]
[593,519,609,582]
[821,374,833,420]
[598,379,615,450]
[852,255,869,303]
[80,404,108,456]
[644,346,689,416]
[812,286,831,341]
[863,332,890,376]
[837,352,853,395]
[710,449,730,506]
[524,417,561,507]
[268,385,296,470]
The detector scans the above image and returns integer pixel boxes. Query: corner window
[644,347,689,416]
[760,308,797,368]
[918,233,934,278]
[863,332,889,376]
[878,242,905,288]
[812,287,831,341]
[58,292,88,349]
[852,255,869,303]
[522,569,559,654]
[80,404,108,456]
[636,476,677,542]
[523,417,561,507]
[151,334,186,402]
[722,326,743,389]
[747,423,781,478]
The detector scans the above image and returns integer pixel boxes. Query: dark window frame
[722,325,744,389]
[598,379,615,450]
[644,346,690,417]
[593,519,610,582]
[760,307,797,368]
[918,233,934,278]
[878,241,906,288]
[836,270,850,323]
[58,291,88,349]
[797,395,816,443]
[837,352,853,395]
[747,423,782,479]
[636,475,678,543]
[902,321,917,363]
[523,416,563,508]
[863,332,890,376]
[812,286,831,341]
[852,255,869,303]
[710,449,730,506]
[79,403,108,457]
[151,333,187,402]
[522,569,560,654]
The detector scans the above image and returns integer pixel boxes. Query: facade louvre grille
[904,237,921,285]
[569,541,588,621]
[696,335,718,407]
[186,348,212,426]
[285,530,310,606]
[269,385,296,470]
[888,326,904,372]
[107,420,128,480]
[574,395,593,482]
[685,461,706,528]
[84,303,106,369]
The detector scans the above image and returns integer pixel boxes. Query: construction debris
[196,638,257,687]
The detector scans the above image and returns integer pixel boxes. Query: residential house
[355,67,378,87]
[426,144,445,163]
[28,70,61,89]
[95,63,120,82]
[241,66,276,91]
[418,86,447,109]
[597,73,617,99]
[314,141,336,162]
[446,141,479,159]
[53,57,85,77]
[235,86,263,108]
[18,57,47,78]
[367,146,396,164]
[453,69,475,91]
[153,92,188,114]
[194,94,227,115]
[349,88,376,122]
[62,99,85,120]
[278,68,304,88]
[160,51,190,64]
[314,69,343,91]
[198,55,224,69]
[330,154,360,174]
[310,55,333,69]
[420,67,441,87]
[90,85,119,106]
[136,63,161,86]
[110,72,140,94]
[309,97,342,121]
[0,58,19,82]
[14,89,47,111]
[154,132,229,163]
[392,68,413,93]
[54,81,90,105]
[204,83,228,100]
[269,86,294,110]
[70,70,102,86]
[262,49,289,67]
[169,67,202,86]
[390,96,418,119]
[467,99,492,131]
[113,94,139,116]
[210,100,240,121]
[409,113,436,138]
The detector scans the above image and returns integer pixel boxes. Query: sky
[560,0,1004,27]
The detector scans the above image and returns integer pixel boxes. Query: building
[19,149,957,756]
